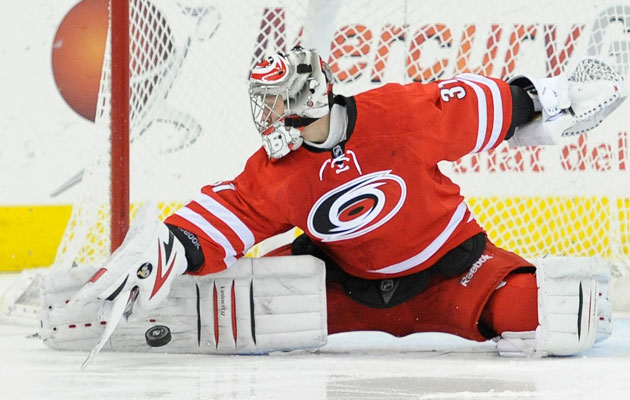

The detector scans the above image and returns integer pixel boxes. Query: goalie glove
[565,58,626,135]
[70,201,188,321]
[496,257,612,357]
[508,58,625,147]
[69,202,189,367]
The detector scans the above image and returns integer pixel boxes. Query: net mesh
[54,0,630,304]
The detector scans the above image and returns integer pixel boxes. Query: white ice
[2,275,630,400]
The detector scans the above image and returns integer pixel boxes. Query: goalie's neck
[300,113,330,144]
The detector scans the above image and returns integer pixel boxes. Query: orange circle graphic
[52,0,108,121]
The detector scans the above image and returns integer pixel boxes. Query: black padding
[505,85,536,140]
[509,76,535,92]
[337,268,431,309]
[430,233,487,277]
[297,64,313,74]
[166,224,205,273]
[291,233,490,309]
[291,234,430,308]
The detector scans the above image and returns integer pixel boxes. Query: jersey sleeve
[430,74,513,162]
[165,151,293,275]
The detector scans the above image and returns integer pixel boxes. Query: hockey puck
[145,325,172,347]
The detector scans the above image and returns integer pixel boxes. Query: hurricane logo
[308,170,406,242]
[250,54,289,83]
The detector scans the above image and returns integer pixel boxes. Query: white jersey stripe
[455,78,488,153]
[175,207,237,268]
[196,193,256,252]
[372,202,468,275]
[458,73,504,151]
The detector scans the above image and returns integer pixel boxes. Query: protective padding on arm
[39,255,327,355]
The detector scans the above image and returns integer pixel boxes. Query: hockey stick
[80,286,139,369]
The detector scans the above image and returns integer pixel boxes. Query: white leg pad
[40,255,327,355]
[497,256,611,357]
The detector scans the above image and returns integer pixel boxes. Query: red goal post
[110,0,130,252]
[56,0,630,308]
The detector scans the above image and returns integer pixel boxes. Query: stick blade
[80,288,135,370]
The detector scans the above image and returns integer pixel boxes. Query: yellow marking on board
[1,197,628,271]
[0,205,73,270]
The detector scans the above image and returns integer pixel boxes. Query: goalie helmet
[249,46,335,160]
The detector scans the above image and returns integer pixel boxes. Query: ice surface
[2,275,630,400]
[2,6,630,397]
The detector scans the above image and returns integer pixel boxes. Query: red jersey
[166,74,513,279]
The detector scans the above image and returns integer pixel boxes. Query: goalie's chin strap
[284,116,318,128]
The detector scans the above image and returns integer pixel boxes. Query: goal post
[55,0,630,308]
[110,0,130,253]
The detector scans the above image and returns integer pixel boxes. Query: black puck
[145,325,172,347]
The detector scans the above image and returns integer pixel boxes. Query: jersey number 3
[438,80,466,102]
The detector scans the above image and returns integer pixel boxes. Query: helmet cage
[249,85,293,134]
[249,47,334,137]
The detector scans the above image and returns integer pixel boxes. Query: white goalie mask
[249,46,334,160]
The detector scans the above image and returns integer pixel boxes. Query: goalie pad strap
[40,256,327,355]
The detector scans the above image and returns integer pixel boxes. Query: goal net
[50,0,630,313]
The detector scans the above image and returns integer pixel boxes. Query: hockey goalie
[41,47,624,365]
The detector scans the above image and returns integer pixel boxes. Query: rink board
[1,196,627,271]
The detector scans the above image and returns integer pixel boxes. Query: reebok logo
[178,227,201,251]
[459,254,493,287]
